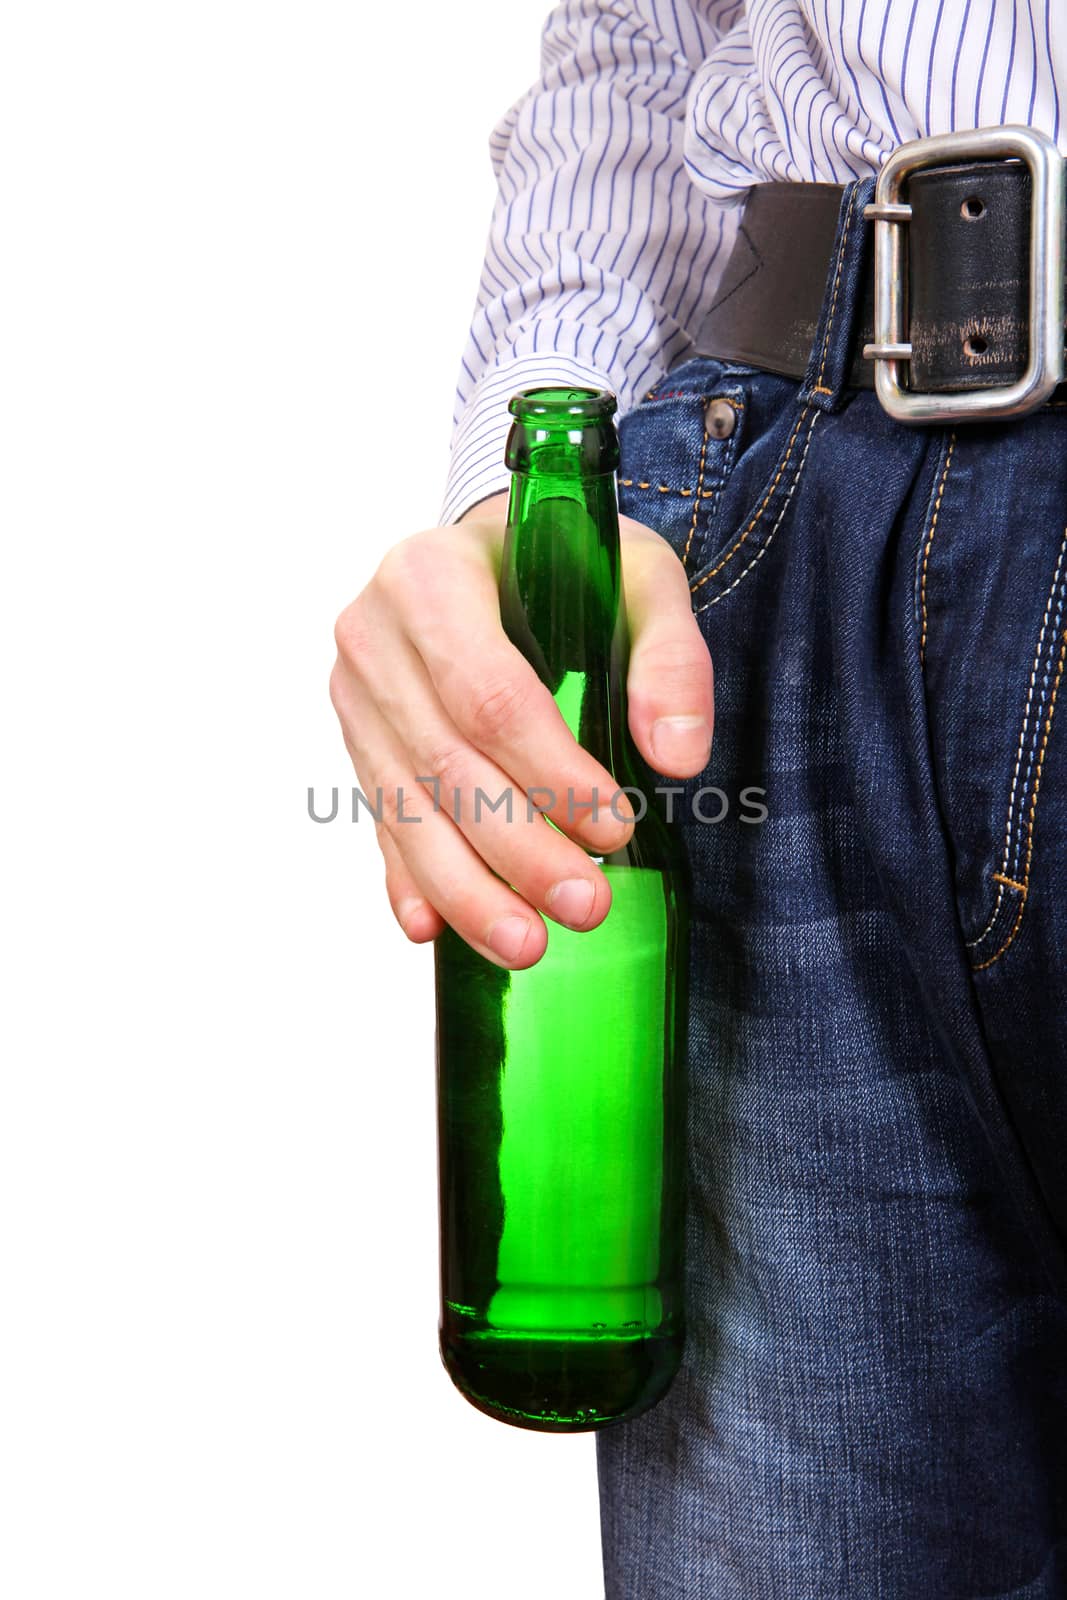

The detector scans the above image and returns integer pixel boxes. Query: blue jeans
[597,175,1067,1598]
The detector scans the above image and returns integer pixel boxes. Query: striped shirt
[439,0,1066,525]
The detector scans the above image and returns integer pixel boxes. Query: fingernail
[397,896,425,932]
[546,876,595,929]
[487,915,532,962]
[650,714,711,770]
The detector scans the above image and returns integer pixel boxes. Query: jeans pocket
[962,528,1067,973]
[687,397,821,612]
[916,425,1067,973]
[916,417,1067,1242]
[617,364,747,572]
[618,362,811,610]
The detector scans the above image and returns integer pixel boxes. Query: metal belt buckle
[862,125,1065,422]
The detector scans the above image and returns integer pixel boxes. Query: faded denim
[596,175,1067,1599]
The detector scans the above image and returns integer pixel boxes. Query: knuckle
[465,673,530,744]
[374,534,422,600]
[417,734,470,793]
[333,599,370,666]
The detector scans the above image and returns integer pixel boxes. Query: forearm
[439,0,733,527]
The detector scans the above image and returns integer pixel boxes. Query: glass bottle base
[440,1320,682,1433]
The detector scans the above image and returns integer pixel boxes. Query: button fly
[704,397,737,439]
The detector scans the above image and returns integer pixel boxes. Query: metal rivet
[704,397,736,438]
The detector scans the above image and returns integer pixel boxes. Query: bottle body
[434,388,690,1432]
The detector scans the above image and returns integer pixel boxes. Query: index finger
[401,551,635,849]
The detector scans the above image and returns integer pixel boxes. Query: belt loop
[798,175,877,413]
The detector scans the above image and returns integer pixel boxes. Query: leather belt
[691,153,1067,408]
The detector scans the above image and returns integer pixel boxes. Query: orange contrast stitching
[968,528,1067,951]
[690,406,812,594]
[919,433,957,667]
[682,418,711,571]
[974,890,1029,971]
[697,409,821,612]
[974,627,1067,971]
[618,478,720,498]
[619,398,744,499]
[992,872,1028,894]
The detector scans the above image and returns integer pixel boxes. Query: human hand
[329,489,713,968]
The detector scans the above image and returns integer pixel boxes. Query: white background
[1,4,606,1595]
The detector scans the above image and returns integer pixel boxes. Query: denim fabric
[596,176,1067,1598]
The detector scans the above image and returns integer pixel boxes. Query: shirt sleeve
[439,0,741,526]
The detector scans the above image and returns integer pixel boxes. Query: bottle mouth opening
[508,386,617,420]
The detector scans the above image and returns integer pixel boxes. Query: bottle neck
[499,469,629,774]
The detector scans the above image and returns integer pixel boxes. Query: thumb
[621,520,714,778]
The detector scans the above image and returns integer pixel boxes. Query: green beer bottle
[434,387,690,1432]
